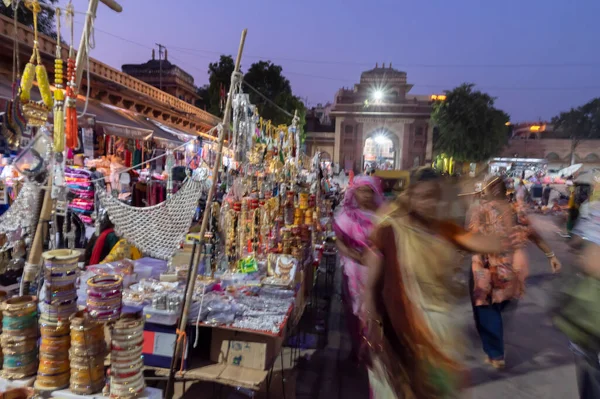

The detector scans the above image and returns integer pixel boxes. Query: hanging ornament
[65,3,78,150]
[53,8,65,154]
[19,0,53,128]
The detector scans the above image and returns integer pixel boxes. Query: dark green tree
[205,55,235,116]
[551,98,600,164]
[195,84,209,110]
[243,60,305,127]
[0,0,58,38]
[432,83,510,163]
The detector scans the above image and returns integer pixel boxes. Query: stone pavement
[295,214,580,399]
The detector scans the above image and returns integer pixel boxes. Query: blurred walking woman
[469,176,561,369]
[333,176,383,362]
[363,168,508,398]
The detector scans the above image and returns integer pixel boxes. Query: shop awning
[98,122,153,140]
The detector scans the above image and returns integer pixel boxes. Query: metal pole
[164,28,248,399]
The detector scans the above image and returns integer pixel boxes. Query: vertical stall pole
[164,29,248,399]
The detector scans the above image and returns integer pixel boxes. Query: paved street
[297,214,580,399]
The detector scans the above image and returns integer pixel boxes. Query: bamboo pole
[164,28,248,399]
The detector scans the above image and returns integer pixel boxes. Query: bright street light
[373,134,389,144]
[372,90,384,101]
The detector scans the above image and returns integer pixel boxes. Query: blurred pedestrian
[362,167,510,398]
[333,176,383,363]
[469,176,561,369]
[556,200,600,398]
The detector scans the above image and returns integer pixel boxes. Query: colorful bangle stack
[87,275,123,323]
[110,314,145,399]
[34,250,81,390]
[41,249,80,322]
[69,311,107,395]
[0,296,39,379]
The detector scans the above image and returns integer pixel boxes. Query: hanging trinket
[19,0,53,128]
[65,3,78,150]
[53,7,65,154]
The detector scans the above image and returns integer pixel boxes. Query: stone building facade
[306,65,434,172]
[122,50,200,105]
[501,122,600,170]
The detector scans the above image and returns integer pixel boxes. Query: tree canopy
[243,60,305,127]
[551,98,600,141]
[431,83,510,163]
[204,55,235,116]
[202,57,305,133]
[0,0,58,38]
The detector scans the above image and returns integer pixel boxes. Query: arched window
[546,152,560,162]
[413,156,420,168]
[584,153,600,163]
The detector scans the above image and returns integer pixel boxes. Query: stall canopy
[99,104,196,146]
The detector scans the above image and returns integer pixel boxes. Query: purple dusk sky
[60,0,600,122]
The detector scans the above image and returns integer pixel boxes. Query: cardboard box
[200,340,269,390]
[210,328,283,371]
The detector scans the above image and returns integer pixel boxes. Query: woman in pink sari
[334,176,383,362]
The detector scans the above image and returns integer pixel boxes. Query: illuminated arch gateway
[328,64,434,172]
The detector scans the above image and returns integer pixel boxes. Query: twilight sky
[58,0,600,122]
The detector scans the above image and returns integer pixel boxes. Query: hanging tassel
[54,107,65,152]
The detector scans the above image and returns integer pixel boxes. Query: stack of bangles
[110,314,145,399]
[0,296,39,379]
[42,249,80,322]
[34,249,81,389]
[70,311,107,395]
[87,275,123,322]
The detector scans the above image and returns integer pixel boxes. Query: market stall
[0,1,337,397]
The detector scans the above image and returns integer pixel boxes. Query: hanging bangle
[545,252,555,258]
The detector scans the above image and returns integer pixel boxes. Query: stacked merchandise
[35,249,80,390]
[0,296,38,379]
[87,275,123,322]
[109,314,145,398]
[65,167,95,225]
[69,311,107,395]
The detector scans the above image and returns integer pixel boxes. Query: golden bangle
[38,358,70,375]
[35,372,70,390]
[87,274,123,290]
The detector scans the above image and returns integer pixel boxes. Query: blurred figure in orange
[468,176,561,369]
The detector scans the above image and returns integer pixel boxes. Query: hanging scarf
[89,227,115,265]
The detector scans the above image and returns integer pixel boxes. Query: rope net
[96,175,206,260]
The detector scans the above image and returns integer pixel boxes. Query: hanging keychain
[65,2,78,150]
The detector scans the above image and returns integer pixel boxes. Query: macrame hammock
[96,173,208,260]
[0,182,42,249]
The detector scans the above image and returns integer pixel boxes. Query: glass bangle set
[35,249,80,390]
[0,296,38,379]
[109,314,145,399]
